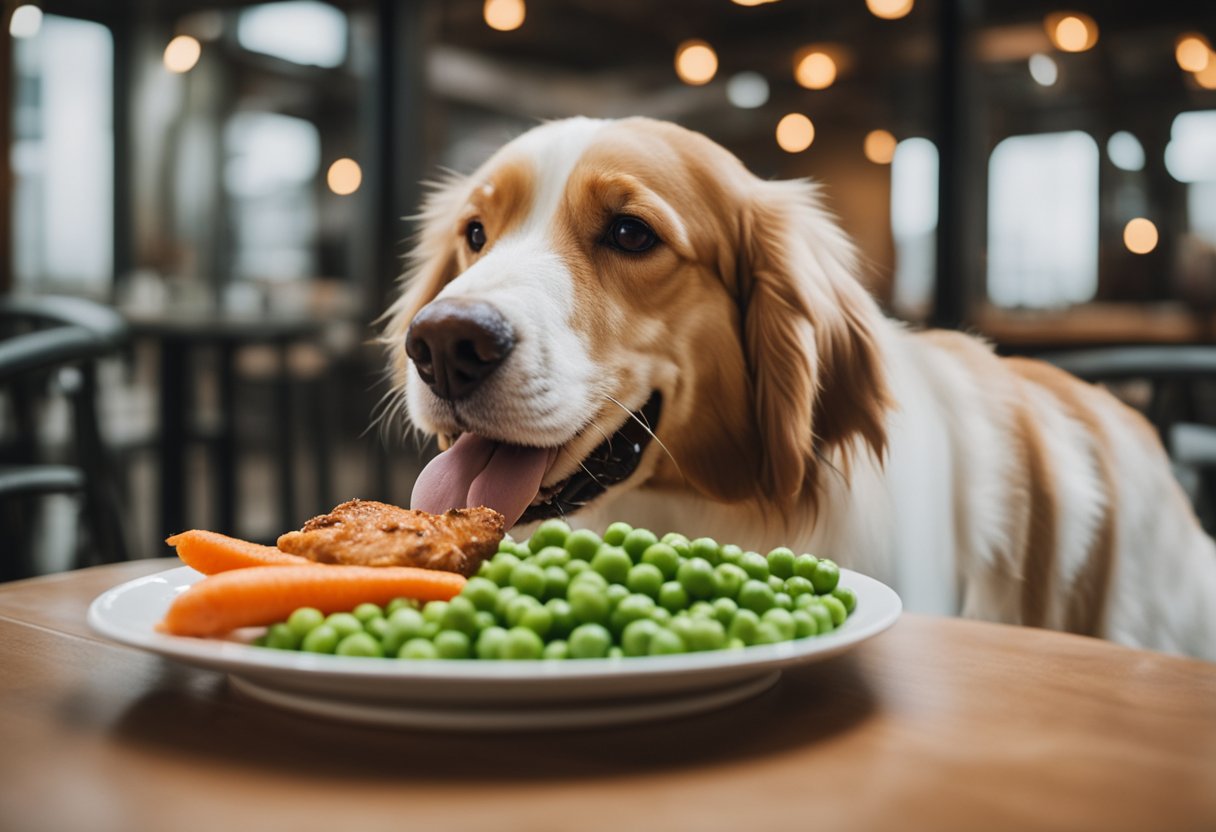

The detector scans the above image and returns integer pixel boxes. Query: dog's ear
[739,179,892,501]
[380,173,469,365]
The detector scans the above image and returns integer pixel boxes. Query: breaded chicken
[277,499,504,576]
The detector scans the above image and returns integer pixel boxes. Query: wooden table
[2,561,1214,832]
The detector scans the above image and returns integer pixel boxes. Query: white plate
[88,566,901,731]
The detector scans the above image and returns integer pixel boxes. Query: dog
[385,116,1216,659]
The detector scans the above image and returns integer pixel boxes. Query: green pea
[767,575,786,593]
[677,557,716,599]
[805,599,834,633]
[569,569,608,591]
[626,562,664,599]
[831,585,858,614]
[740,551,770,581]
[519,605,553,638]
[542,640,570,660]
[498,534,516,552]
[668,615,697,646]
[535,598,569,638]
[285,607,324,638]
[461,576,499,612]
[766,547,796,579]
[568,582,610,625]
[398,638,438,659]
[564,528,603,561]
[689,600,716,619]
[502,627,544,660]
[621,618,662,656]
[364,616,390,641]
[477,561,491,578]
[543,565,569,599]
[510,563,547,598]
[565,559,591,577]
[720,544,744,565]
[494,586,520,619]
[265,622,300,650]
[324,612,363,639]
[422,600,448,625]
[610,593,656,633]
[738,579,776,614]
[603,521,633,547]
[713,563,748,599]
[590,546,633,584]
[641,543,681,579]
[727,638,746,650]
[385,597,419,616]
[476,626,509,659]
[486,552,520,586]
[300,623,339,653]
[439,596,478,636]
[690,537,721,565]
[793,554,819,581]
[792,610,818,638]
[775,592,792,611]
[647,628,686,655]
[812,560,841,595]
[753,622,784,645]
[534,546,571,568]
[353,602,383,623]
[685,617,727,651]
[432,629,470,659]
[606,584,630,608]
[762,608,797,640]
[728,609,760,644]
[660,532,691,558]
[820,594,848,627]
[650,607,672,625]
[623,528,659,562]
[336,632,383,657]
[529,518,571,552]
[569,623,613,658]
[474,610,496,631]
[712,597,738,627]
[607,646,624,659]
[785,576,815,598]
[422,622,440,639]
[505,594,541,628]
[383,607,426,653]
[793,592,817,611]
[658,580,689,613]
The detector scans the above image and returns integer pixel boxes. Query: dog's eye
[466,220,487,253]
[606,217,658,253]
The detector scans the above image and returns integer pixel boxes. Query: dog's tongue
[411,434,554,528]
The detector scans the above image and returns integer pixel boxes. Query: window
[987,131,1099,308]
[237,2,348,68]
[890,138,938,319]
[11,14,113,293]
[1165,111,1216,248]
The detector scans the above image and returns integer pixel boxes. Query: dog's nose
[405,298,516,401]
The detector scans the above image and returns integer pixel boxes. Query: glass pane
[237,1,348,68]
[890,137,938,318]
[987,131,1099,308]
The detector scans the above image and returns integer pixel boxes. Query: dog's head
[385,117,892,528]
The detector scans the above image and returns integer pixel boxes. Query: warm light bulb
[776,114,815,153]
[864,130,897,164]
[675,40,718,86]
[1123,218,1158,255]
[794,51,837,90]
[483,0,525,32]
[8,4,42,38]
[866,0,914,20]
[1046,12,1097,53]
[163,35,202,74]
[1176,35,1211,73]
[327,158,362,196]
[1193,59,1216,90]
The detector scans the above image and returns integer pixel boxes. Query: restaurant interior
[2,0,1216,579]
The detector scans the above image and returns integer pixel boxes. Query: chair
[1041,346,1216,532]
[0,295,130,579]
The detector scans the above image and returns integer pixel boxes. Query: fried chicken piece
[276,500,505,577]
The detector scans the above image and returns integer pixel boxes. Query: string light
[866,0,914,20]
[864,130,897,164]
[163,36,202,73]
[1175,34,1211,73]
[1123,218,1158,255]
[794,50,837,90]
[327,158,362,196]
[776,114,815,153]
[675,40,718,85]
[484,0,525,32]
[1045,12,1098,53]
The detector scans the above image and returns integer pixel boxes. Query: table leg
[158,339,189,537]
[215,344,237,535]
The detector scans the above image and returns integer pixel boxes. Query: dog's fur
[386,117,1216,659]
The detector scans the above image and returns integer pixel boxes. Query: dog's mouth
[410,391,663,528]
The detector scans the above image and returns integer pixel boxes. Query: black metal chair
[1041,346,1216,532]
[0,295,130,579]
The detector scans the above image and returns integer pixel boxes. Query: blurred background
[1,0,1214,579]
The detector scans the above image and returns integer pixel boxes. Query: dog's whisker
[603,393,685,486]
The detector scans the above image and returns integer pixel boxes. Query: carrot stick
[166,530,316,574]
[158,564,466,637]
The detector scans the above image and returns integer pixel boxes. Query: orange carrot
[159,564,466,637]
[167,529,315,574]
